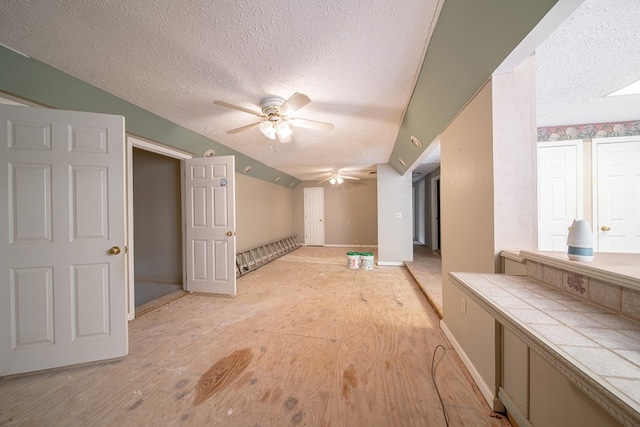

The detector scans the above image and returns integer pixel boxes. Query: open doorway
[126,137,193,318]
[431,175,441,252]
[413,179,426,244]
[131,147,184,314]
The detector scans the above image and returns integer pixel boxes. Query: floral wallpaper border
[537,120,640,141]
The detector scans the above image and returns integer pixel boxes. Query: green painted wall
[390,0,559,175]
[0,46,300,188]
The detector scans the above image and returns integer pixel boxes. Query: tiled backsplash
[526,259,640,322]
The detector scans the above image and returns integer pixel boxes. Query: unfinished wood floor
[0,247,509,426]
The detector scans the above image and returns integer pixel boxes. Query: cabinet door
[501,328,529,422]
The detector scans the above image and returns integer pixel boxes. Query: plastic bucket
[346,252,360,269]
[360,252,374,270]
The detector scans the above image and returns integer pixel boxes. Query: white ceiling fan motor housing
[261,97,285,117]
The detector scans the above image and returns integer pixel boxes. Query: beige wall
[293,179,377,246]
[235,173,295,252]
[441,81,498,405]
[441,82,497,276]
[441,57,537,409]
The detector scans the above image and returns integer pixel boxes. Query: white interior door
[184,156,236,295]
[537,142,581,250]
[596,139,640,252]
[0,105,128,376]
[304,187,324,246]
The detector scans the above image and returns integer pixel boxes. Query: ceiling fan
[214,92,334,143]
[318,171,360,185]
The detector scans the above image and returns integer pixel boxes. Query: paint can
[346,252,360,269]
[360,252,374,270]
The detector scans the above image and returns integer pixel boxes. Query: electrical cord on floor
[431,344,449,427]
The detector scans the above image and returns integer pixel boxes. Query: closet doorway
[126,137,192,318]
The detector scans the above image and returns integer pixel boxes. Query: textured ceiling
[536,0,640,127]
[1,1,637,184]
[0,0,441,181]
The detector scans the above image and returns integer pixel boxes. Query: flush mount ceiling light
[607,78,640,96]
[410,136,422,147]
[214,92,334,143]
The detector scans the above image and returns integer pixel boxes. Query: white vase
[567,219,594,262]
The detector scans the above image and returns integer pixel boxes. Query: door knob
[108,246,121,255]
[226,231,233,236]
[601,225,611,232]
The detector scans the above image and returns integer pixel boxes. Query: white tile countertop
[449,272,640,427]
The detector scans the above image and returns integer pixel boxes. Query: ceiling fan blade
[289,118,334,131]
[341,175,360,181]
[279,92,310,116]
[318,177,333,183]
[226,121,262,134]
[214,100,264,117]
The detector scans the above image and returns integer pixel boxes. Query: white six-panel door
[0,105,127,375]
[304,187,324,246]
[596,139,640,252]
[537,142,581,251]
[184,156,236,295]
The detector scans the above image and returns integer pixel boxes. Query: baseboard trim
[440,319,498,410]
[377,261,404,266]
[499,388,532,427]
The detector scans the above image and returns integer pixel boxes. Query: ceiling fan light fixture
[259,120,276,139]
[276,120,292,139]
[329,177,336,185]
[336,176,344,184]
[216,93,333,143]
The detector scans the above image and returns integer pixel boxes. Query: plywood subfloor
[0,247,508,426]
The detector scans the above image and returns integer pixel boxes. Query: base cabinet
[529,352,623,427]
[500,329,625,427]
